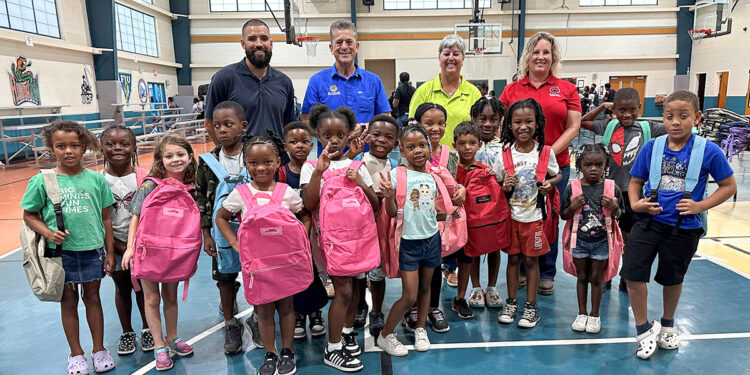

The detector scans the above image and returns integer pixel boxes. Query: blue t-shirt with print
[630,135,733,229]
[390,168,439,240]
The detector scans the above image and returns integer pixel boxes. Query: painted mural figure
[9,56,40,105]
[81,68,93,105]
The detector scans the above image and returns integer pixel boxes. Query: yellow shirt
[408,74,482,148]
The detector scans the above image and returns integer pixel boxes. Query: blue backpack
[353,153,398,168]
[648,135,708,237]
[199,153,250,273]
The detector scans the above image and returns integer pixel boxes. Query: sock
[327,341,343,352]
[636,321,653,336]
[661,318,674,327]
[486,286,496,292]
[342,327,353,334]
[225,318,237,326]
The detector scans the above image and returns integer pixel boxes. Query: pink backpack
[131,178,202,301]
[432,146,468,256]
[236,183,313,305]
[562,179,624,282]
[308,160,380,276]
[376,167,408,279]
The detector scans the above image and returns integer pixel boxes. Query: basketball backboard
[454,23,502,55]
[693,0,732,37]
[284,0,302,45]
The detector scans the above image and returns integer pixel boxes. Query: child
[195,100,255,354]
[376,124,451,356]
[21,120,117,374]
[467,97,507,308]
[300,104,379,372]
[561,144,624,334]
[100,125,154,355]
[122,135,199,371]
[492,98,561,328]
[216,134,310,375]
[281,121,328,340]
[622,91,735,359]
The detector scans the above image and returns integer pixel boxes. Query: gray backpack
[20,169,66,302]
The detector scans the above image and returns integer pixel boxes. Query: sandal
[92,349,115,373]
[67,354,89,375]
[636,321,661,360]
[657,326,679,350]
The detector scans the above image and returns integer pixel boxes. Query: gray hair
[329,20,357,43]
[438,34,466,56]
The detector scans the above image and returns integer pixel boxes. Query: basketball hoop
[473,47,486,56]
[688,28,712,40]
[297,36,320,57]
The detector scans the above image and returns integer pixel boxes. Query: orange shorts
[505,219,550,257]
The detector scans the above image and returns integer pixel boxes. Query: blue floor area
[2,250,750,374]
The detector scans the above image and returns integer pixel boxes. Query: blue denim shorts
[572,237,609,261]
[399,232,442,271]
[60,248,106,284]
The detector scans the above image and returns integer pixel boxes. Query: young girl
[216,134,309,375]
[20,120,117,374]
[300,104,379,372]
[467,97,506,309]
[100,125,153,355]
[561,144,623,334]
[376,124,451,356]
[492,98,561,328]
[122,135,198,371]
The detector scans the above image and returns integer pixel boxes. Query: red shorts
[505,219,550,257]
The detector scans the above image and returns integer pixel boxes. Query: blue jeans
[540,164,570,281]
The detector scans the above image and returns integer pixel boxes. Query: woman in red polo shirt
[499,31,582,296]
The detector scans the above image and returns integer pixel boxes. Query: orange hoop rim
[688,28,712,35]
[297,36,321,42]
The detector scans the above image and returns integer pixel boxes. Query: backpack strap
[569,179,583,251]
[430,169,455,254]
[439,145,450,168]
[271,182,288,205]
[639,121,651,143]
[353,153,363,161]
[199,153,228,180]
[235,184,254,220]
[674,135,707,233]
[394,167,408,253]
[278,165,287,183]
[135,167,148,187]
[536,145,551,183]
[601,119,620,147]
[647,135,667,203]
[348,160,364,172]
[501,144,515,176]
[389,158,398,168]
[602,179,615,216]
[41,169,65,252]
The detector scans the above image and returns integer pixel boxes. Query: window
[0,0,60,38]
[384,0,489,10]
[210,0,284,11]
[115,4,158,57]
[580,0,656,5]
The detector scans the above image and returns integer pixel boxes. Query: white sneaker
[469,288,485,308]
[657,326,679,350]
[377,333,407,357]
[571,314,588,332]
[585,316,601,334]
[636,321,661,360]
[414,328,430,352]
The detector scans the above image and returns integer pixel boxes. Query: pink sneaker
[67,354,89,375]
[154,347,173,371]
[91,349,115,373]
[169,337,194,356]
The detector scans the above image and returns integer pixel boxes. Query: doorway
[696,73,707,110]
[608,76,646,116]
[148,82,166,108]
[717,72,729,108]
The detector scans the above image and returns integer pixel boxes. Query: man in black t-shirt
[393,72,415,127]
[603,83,616,119]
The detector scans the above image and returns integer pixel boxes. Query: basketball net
[474,47,486,56]
[298,36,319,58]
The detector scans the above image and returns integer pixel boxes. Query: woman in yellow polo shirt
[409,34,483,148]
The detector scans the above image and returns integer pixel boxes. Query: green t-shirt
[20,169,115,251]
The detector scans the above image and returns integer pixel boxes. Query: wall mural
[137,79,148,104]
[119,72,132,103]
[8,56,40,105]
[81,68,93,105]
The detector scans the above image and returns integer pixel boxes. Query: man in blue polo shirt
[204,19,295,142]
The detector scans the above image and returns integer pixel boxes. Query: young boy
[195,101,262,353]
[582,88,666,292]
[622,90,736,360]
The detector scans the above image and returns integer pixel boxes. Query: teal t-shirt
[390,168,439,240]
[20,169,115,251]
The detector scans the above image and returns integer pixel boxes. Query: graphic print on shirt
[112,192,135,212]
[510,163,538,210]
[658,155,687,192]
[61,187,92,214]
[609,127,642,167]
[579,204,604,236]
[408,184,437,214]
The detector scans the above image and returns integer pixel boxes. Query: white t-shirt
[300,158,374,191]
[103,171,138,242]
[361,153,392,193]
[491,142,559,223]
[222,183,303,218]
[219,149,243,176]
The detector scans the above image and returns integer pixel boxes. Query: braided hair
[575,143,609,178]
[469,96,506,122]
[100,124,139,170]
[399,123,431,148]
[242,129,291,168]
[414,102,447,123]
[500,98,546,155]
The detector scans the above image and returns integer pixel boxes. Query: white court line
[132,307,254,375]
[0,247,21,260]
[697,252,750,279]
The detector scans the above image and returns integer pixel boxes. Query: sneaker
[369,311,385,336]
[169,337,194,356]
[497,299,518,324]
[469,287,485,308]
[636,321,662,359]
[224,318,244,354]
[443,269,458,287]
[294,314,307,340]
[258,352,278,375]
[342,331,361,356]
[572,314,588,332]
[427,308,450,333]
[657,326,679,350]
[354,302,368,329]
[539,279,555,296]
[154,347,173,371]
[245,313,264,348]
[91,349,115,373]
[67,354,89,375]
[117,332,137,355]
[452,297,473,319]
[324,281,335,299]
[485,287,503,308]
[518,302,541,328]
[586,316,601,334]
[141,329,155,352]
[414,327,430,352]
[323,346,363,372]
[401,308,417,333]
[518,276,527,289]
[309,311,326,337]
[377,332,407,356]
[278,348,297,375]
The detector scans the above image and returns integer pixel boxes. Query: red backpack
[501,144,560,244]
[462,165,511,257]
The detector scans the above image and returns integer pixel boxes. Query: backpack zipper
[140,244,147,260]
[247,259,305,288]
